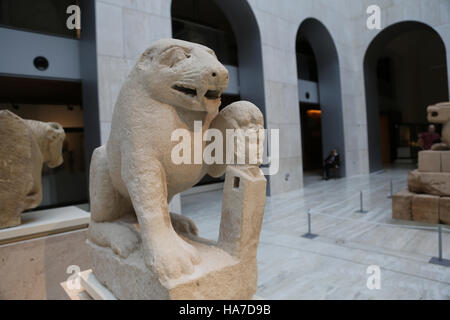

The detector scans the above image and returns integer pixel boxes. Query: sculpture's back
[0,110,33,229]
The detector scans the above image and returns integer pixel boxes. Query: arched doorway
[364,21,449,172]
[171,0,266,186]
[296,18,345,180]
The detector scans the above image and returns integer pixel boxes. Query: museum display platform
[60,269,264,300]
[392,151,450,224]
[0,205,91,299]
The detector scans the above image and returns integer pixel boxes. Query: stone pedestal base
[392,191,413,221]
[408,170,450,197]
[0,206,90,299]
[392,190,449,225]
[88,238,257,300]
[61,269,263,300]
[412,194,440,224]
[88,165,266,300]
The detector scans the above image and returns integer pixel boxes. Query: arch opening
[364,21,449,172]
[296,18,345,182]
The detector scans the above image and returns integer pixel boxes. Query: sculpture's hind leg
[89,146,131,222]
[89,146,138,256]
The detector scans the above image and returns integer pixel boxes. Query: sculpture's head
[427,102,450,124]
[43,122,66,168]
[134,39,229,114]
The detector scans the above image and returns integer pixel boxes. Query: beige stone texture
[418,150,441,172]
[439,197,450,225]
[88,39,266,299]
[392,190,413,221]
[0,110,65,229]
[441,151,450,173]
[427,102,450,150]
[408,170,450,197]
[0,229,90,299]
[412,194,440,224]
[89,165,266,299]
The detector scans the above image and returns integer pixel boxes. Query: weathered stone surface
[88,39,266,299]
[439,197,450,225]
[89,165,266,299]
[418,151,441,172]
[408,170,450,197]
[0,229,89,299]
[441,151,450,173]
[412,194,440,224]
[0,110,65,229]
[392,190,413,221]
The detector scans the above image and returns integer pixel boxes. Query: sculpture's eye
[207,49,216,58]
[159,47,190,68]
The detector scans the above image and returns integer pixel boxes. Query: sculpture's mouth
[172,85,197,97]
[204,89,221,100]
[172,85,222,101]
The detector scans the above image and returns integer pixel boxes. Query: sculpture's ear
[158,46,190,68]
[47,122,64,141]
[136,47,157,71]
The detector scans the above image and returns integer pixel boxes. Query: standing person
[419,125,441,150]
[323,149,340,180]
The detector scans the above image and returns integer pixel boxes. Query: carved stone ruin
[87,39,267,299]
[0,110,65,229]
[392,102,450,225]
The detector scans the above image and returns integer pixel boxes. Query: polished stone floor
[181,165,450,300]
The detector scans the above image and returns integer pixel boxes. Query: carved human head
[133,39,229,114]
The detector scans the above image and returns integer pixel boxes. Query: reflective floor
[181,165,450,299]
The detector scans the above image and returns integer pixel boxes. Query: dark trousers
[323,163,335,179]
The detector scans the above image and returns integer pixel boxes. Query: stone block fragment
[418,151,441,172]
[408,170,450,197]
[392,190,413,221]
[412,194,440,224]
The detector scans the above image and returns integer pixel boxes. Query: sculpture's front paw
[146,231,201,279]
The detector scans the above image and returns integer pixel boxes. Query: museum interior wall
[1,0,450,299]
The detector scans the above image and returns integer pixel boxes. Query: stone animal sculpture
[88,39,265,283]
[0,110,65,229]
[427,102,450,150]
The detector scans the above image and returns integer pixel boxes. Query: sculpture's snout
[206,64,229,93]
